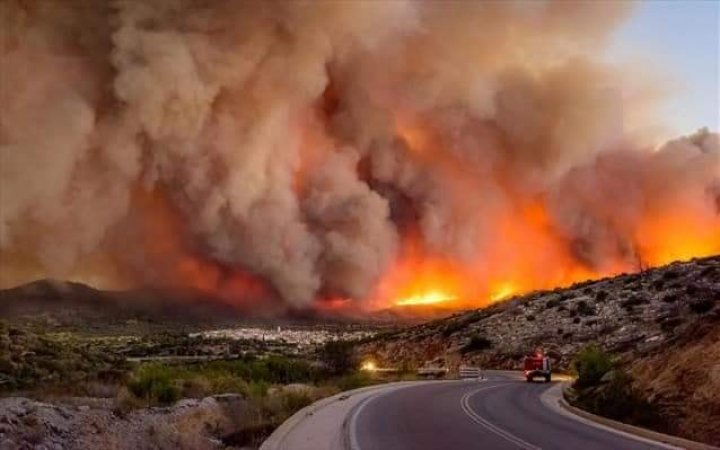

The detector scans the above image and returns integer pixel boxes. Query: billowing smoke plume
[1,1,718,310]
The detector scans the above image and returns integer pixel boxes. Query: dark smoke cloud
[1,1,718,308]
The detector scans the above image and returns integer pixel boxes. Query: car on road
[524,351,551,382]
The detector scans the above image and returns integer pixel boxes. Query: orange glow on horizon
[134,122,720,316]
[395,290,458,306]
[488,282,518,302]
[370,192,719,313]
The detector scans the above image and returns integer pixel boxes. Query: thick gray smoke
[1,1,718,308]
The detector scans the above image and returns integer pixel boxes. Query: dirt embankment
[630,314,720,445]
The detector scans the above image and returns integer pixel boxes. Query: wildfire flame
[395,290,458,306]
[489,282,517,303]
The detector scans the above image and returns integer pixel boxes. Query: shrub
[545,299,560,309]
[526,315,535,321]
[336,372,374,391]
[460,334,492,354]
[660,317,683,332]
[441,320,465,337]
[127,364,180,405]
[621,296,647,310]
[209,375,248,394]
[572,344,613,388]
[689,299,714,314]
[576,300,596,316]
[652,279,665,291]
[575,370,666,432]
[595,291,609,302]
[280,391,313,414]
[181,375,212,398]
[114,386,145,415]
[661,270,680,280]
[247,380,269,398]
[319,340,358,376]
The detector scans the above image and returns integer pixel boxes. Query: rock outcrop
[0,394,249,450]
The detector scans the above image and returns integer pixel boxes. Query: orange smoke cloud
[130,188,270,306]
[1,1,718,316]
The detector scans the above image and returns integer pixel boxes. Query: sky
[609,0,719,136]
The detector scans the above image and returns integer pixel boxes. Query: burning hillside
[1,1,718,315]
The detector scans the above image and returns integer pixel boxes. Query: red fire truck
[523,351,551,382]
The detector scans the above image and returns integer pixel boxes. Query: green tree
[319,340,358,376]
[573,344,613,388]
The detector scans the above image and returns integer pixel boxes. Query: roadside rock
[0,395,245,450]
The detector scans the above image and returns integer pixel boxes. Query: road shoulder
[260,381,425,450]
[541,383,718,450]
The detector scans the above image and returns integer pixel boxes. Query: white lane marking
[460,384,542,450]
[347,380,488,450]
[347,387,381,450]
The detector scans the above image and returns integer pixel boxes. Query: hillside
[0,280,380,332]
[0,280,253,332]
[361,255,720,443]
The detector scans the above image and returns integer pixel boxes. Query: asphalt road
[349,374,669,450]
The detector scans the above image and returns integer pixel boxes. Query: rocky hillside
[362,255,720,444]
[362,255,719,370]
[0,395,240,450]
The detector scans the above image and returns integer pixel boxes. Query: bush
[181,375,212,398]
[127,364,180,405]
[621,296,647,310]
[572,344,613,388]
[661,270,680,280]
[575,370,666,432]
[460,334,492,354]
[192,356,319,385]
[689,299,714,314]
[660,317,683,332]
[545,299,560,309]
[247,380,269,398]
[576,300,596,316]
[280,391,314,413]
[319,340,358,376]
[114,387,145,415]
[441,321,464,337]
[209,374,248,394]
[336,372,374,391]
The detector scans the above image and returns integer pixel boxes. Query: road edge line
[260,382,407,450]
[543,383,719,450]
[345,380,468,450]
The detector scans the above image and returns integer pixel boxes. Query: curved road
[349,374,670,450]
